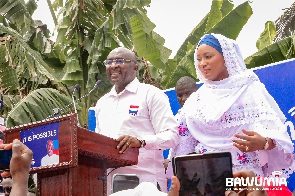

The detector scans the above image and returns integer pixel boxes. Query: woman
[179,33,294,178]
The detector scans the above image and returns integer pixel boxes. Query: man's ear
[134,65,139,71]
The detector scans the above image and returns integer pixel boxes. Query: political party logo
[129,105,139,116]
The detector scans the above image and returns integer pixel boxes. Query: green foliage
[0,0,35,35]
[0,25,61,91]
[274,2,295,41]
[129,10,172,69]
[245,2,295,68]
[2,0,295,193]
[165,0,253,88]
[245,36,295,68]
[0,0,173,126]
[6,88,72,127]
[256,21,277,50]
[1,0,295,131]
[0,62,18,92]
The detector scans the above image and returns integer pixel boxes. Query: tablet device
[172,152,233,196]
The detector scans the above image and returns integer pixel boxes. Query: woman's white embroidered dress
[179,33,295,177]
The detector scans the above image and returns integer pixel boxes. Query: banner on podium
[20,122,59,167]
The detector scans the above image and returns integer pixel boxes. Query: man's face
[105,48,138,92]
[46,141,54,156]
[176,84,197,107]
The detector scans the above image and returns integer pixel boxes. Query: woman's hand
[232,129,266,152]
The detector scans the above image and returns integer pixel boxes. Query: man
[175,76,198,108]
[165,76,198,188]
[94,47,180,194]
[40,140,59,166]
[174,76,199,156]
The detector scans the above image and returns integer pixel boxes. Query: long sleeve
[93,78,179,193]
[142,88,179,150]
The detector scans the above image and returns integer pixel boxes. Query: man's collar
[109,78,139,96]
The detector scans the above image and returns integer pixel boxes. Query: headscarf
[195,33,251,84]
[198,34,223,55]
[182,33,291,177]
[190,33,286,125]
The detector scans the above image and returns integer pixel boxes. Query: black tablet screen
[172,152,233,196]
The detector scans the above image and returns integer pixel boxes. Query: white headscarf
[189,33,286,127]
[195,33,248,83]
[181,33,294,177]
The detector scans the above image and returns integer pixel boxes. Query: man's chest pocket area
[126,104,149,118]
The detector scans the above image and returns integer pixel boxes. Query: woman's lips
[201,69,209,74]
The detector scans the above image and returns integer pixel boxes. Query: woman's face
[196,44,229,81]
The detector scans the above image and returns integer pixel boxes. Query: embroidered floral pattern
[237,152,250,164]
[199,147,207,154]
[178,122,189,136]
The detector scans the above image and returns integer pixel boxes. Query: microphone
[72,84,80,122]
[73,84,80,94]
[72,84,81,126]
[0,94,3,110]
[48,80,102,119]
[85,80,102,97]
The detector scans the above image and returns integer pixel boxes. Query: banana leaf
[165,1,253,89]
[6,88,72,127]
[256,21,277,50]
[245,37,295,68]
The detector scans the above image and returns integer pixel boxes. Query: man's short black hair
[175,76,198,90]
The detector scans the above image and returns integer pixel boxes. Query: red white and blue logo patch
[129,105,139,116]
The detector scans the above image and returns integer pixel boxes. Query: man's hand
[116,135,141,154]
[0,139,33,196]
[168,176,180,196]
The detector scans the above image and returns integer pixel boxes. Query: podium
[3,113,139,196]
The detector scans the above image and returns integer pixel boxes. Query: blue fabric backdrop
[164,58,295,191]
